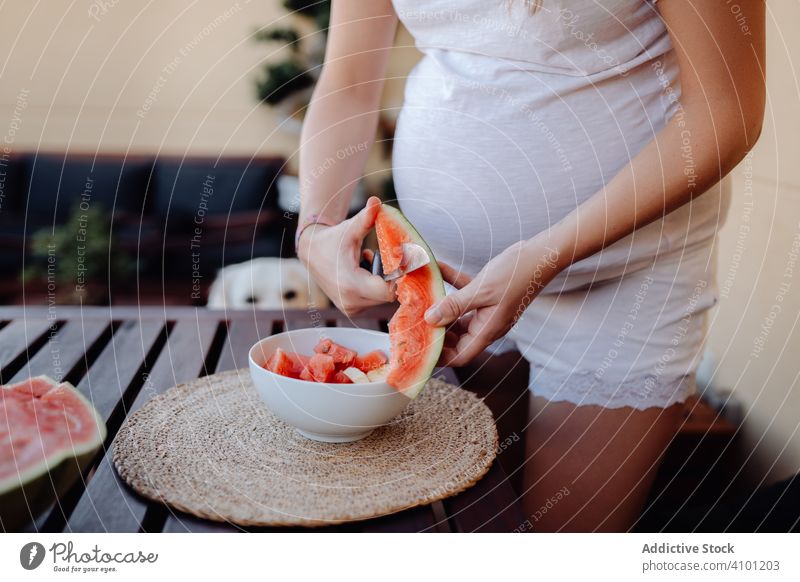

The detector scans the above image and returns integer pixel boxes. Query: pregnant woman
[296,0,764,531]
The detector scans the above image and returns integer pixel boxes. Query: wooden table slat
[0,306,394,322]
[443,460,525,532]
[0,319,53,381]
[35,319,166,532]
[74,319,165,421]
[215,316,274,372]
[66,318,221,533]
[10,319,109,384]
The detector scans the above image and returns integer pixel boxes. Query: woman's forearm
[298,77,384,226]
[538,0,766,274]
[538,97,764,272]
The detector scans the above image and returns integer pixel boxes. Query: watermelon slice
[0,376,106,529]
[376,204,446,398]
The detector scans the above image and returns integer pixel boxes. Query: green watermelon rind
[380,204,446,400]
[0,376,106,528]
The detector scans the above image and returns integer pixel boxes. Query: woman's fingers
[351,267,396,303]
[425,279,483,326]
[438,310,503,367]
[440,347,460,367]
[445,315,498,367]
[346,196,382,241]
[434,298,475,367]
[438,260,472,290]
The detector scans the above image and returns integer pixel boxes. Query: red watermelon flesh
[265,349,313,379]
[261,342,390,384]
[331,371,353,384]
[0,376,105,484]
[354,350,388,372]
[1,376,106,501]
[266,348,297,378]
[299,366,314,382]
[288,353,311,377]
[306,353,336,383]
[313,339,356,366]
[375,204,446,399]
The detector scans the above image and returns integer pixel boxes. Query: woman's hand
[425,237,565,367]
[298,196,395,316]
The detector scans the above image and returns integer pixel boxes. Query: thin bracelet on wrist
[295,214,337,255]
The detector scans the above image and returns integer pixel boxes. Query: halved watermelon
[376,204,446,398]
[0,376,106,529]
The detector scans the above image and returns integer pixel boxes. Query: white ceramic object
[248,327,409,443]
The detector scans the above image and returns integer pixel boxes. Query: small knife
[371,243,431,282]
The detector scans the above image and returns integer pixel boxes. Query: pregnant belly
[392,102,725,292]
[392,96,657,277]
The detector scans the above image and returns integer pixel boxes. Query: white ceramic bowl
[248,327,410,442]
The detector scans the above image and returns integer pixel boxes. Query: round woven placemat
[113,369,498,527]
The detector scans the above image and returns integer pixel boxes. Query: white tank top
[391,0,728,290]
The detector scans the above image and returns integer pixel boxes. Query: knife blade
[371,243,431,282]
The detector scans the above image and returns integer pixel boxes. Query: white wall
[0,0,417,175]
[705,1,800,483]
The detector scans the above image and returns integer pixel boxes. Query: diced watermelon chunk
[285,352,311,377]
[314,338,357,366]
[331,371,353,384]
[306,353,336,383]
[270,340,391,384]
[354,350,388,373]
[265,348,297,378]
[299,366,314,382]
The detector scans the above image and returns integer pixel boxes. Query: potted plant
[21,203,132,304]
[253,0,330,131]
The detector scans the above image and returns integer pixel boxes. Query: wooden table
[0,306,525,533]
